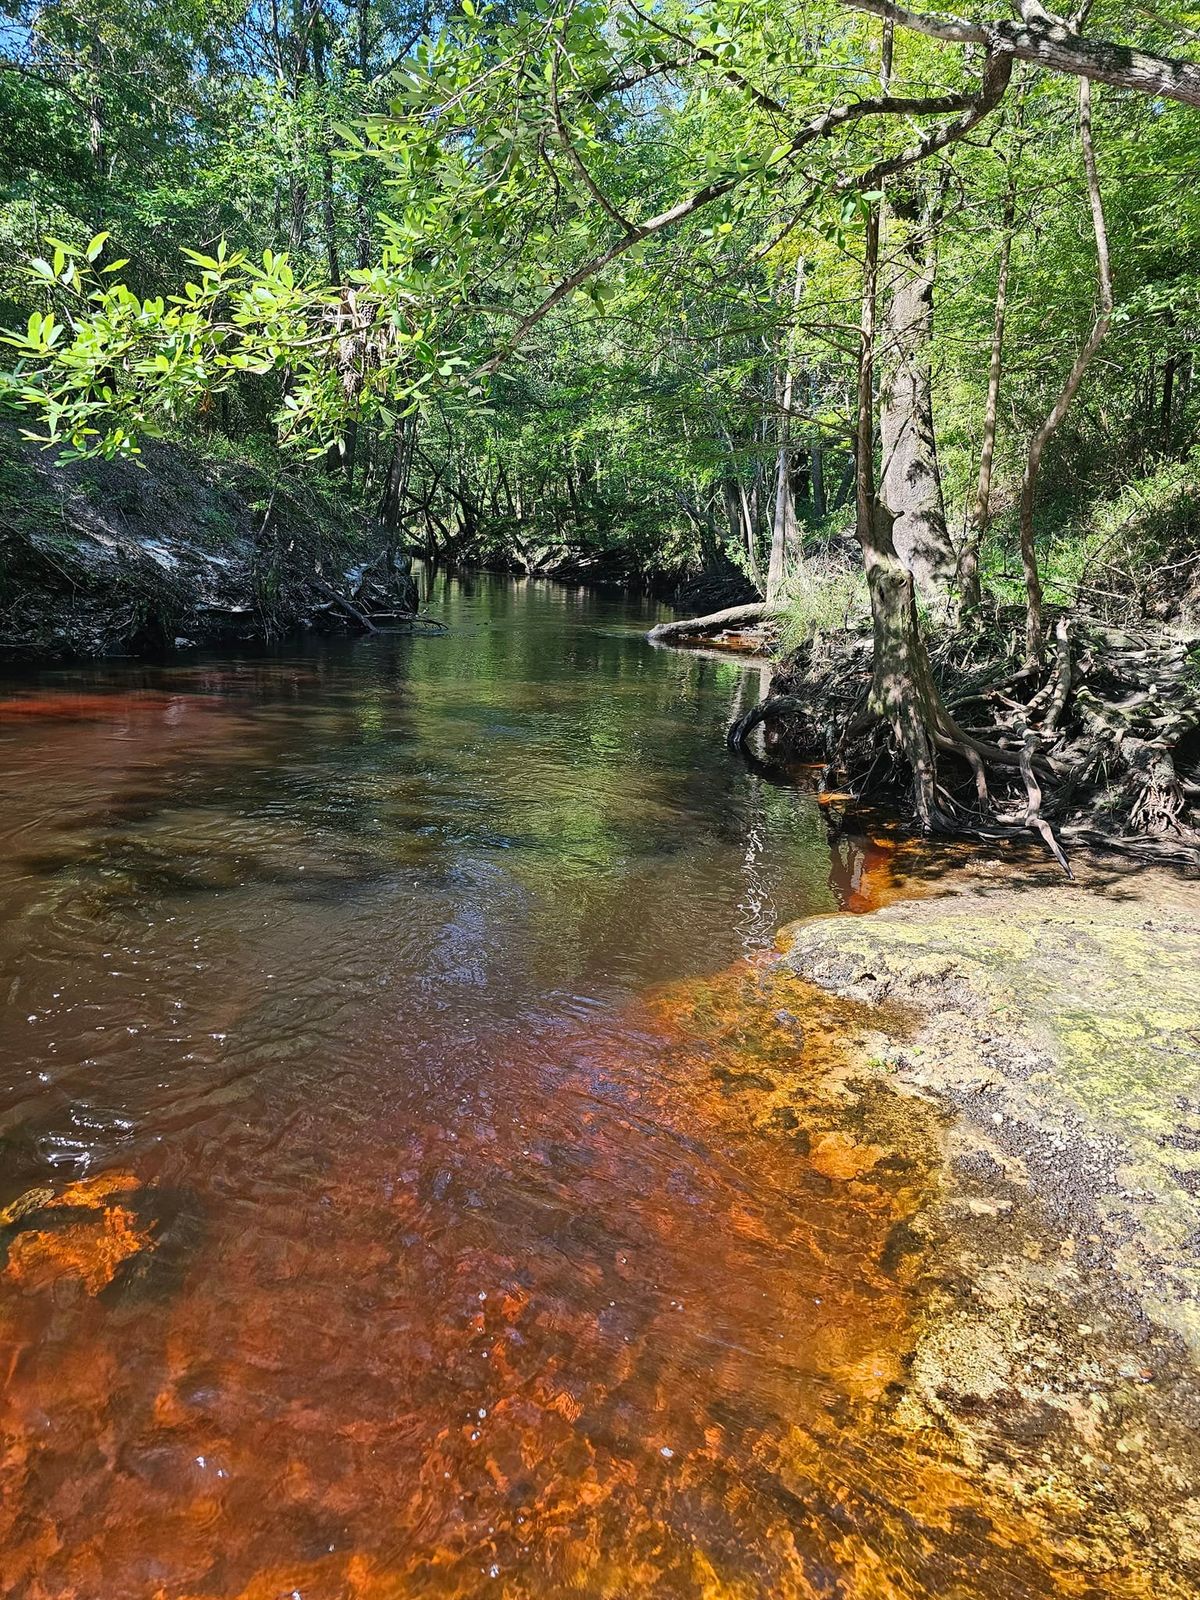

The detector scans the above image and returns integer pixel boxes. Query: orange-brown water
[0,576,1144,1598]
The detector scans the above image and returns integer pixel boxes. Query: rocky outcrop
[779,874,1200,1588]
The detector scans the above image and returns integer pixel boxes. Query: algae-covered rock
[780,871,1200,1591]
[783,872,1200,1352]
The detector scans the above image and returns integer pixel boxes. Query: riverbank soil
[782,866,1200,1592]
[732,620,1200,867]
[0,425,417,658]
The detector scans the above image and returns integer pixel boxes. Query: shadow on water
[0,573,1162,1597]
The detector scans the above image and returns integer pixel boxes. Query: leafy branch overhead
[0,0,1050,456]
[1,0,1198,856]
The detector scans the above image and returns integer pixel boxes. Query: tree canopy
[2,0,1197,606]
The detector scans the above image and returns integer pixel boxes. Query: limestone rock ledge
[780,874,1200,1586]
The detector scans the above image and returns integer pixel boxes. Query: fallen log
[647,602,777,643]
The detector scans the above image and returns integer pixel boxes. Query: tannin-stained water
[0,575,1140,1598]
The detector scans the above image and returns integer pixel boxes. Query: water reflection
[0,575,1133,1597]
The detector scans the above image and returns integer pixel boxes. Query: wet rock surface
[782,871,1200,1590]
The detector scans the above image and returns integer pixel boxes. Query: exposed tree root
[726,614,1200,870]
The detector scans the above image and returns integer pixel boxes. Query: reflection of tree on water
[724,671,899,917]
[825,806,898,913]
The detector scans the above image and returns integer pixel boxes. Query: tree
[878,184,955,611]
[3,0,1198,847]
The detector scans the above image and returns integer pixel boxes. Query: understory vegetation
[1,0,1198,856]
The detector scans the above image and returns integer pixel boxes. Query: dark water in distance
[0,574,1103,1599]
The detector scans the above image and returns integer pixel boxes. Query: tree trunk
[765,255,807,604]
[87,34,107,179]
[739,479,761,587]
[1160,345,1178,449]
[810,374,827,520]
[285,0,312,255]
[855,167,939,826]
[378,415,417,556]
[958,174,1016,612]
[831,454,855,510]
[1017,76,1112,663]
[311,8,342,285]
[878,192,955,612]
[854,25,994,830]
[648,602,776,644]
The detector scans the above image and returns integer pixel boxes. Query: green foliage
[776,562,869,653]
[1,0,1198,597]
[978,449,1200,625]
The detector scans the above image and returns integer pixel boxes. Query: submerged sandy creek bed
[1,575,1198,1597]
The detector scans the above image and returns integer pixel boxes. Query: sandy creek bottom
[0,575,1174,1598]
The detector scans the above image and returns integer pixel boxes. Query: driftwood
[316,580,379,633]
[308,557,441,635]
[647,601,777,643]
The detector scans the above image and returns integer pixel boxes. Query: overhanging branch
[476,50,1013,377]
[840,0,1200,107]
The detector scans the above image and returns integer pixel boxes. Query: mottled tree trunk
[856,193,940,825]
[853,31,1001,829]
[878,197,955,612]
[87,34,107,179]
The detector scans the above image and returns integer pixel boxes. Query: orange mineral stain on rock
[1,1171,153,1297]
[807,1128,886,1180]
[45,1170,142,1210]
[3,1203,153,1296]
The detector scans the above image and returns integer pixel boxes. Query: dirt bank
[781,871,1200,1589]
[0,425,416,659]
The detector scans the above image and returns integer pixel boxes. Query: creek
[0,573,1115,1598]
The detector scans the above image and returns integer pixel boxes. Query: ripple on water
[0,960,1169,1598]
[0,588,1170,1597]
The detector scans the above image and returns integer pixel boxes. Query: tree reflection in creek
[0,576,1163,1598]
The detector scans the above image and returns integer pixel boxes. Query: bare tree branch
[840,0,1200,107]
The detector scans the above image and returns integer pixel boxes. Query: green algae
[783,875,1200,1353]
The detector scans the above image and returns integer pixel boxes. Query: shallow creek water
[0,575,1140,1599]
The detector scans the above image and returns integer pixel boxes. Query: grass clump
[776,557,869,653]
